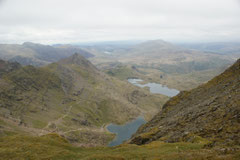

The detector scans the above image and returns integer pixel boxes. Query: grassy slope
[104,65,143,80]
[0,134,239,160]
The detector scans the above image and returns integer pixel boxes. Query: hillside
[0,59,21,76]
[0,54,168,146]
[130,59,240,147]
[0,42,94,66]
[0,58,239,160]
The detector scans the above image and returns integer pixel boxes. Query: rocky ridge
[130,59,240,147]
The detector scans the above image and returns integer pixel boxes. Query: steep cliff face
[130,59,240,147]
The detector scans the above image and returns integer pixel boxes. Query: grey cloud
[0,0,239,44]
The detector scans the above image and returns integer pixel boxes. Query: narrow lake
[107,116,146,147]
[128,78,180,97]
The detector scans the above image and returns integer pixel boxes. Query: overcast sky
[0,0,240,44]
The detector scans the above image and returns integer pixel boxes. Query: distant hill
[130,59,240,147]
[178,42,240,56]
[122,39,188,57]
[0,42,94,66]
[0,54,167,146]
[89,40,236,75]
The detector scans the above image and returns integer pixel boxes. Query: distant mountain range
[178,42,240,55]
[88,40,237,79]
[0,42,94,66]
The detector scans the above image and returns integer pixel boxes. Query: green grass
[0,134,238,160]
[105,65,141,80]
[31,119,47,129]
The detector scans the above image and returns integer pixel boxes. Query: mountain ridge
[0,42,94,66]
[130,58,240,147]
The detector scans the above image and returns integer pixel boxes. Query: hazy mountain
[90,40,236,74]
[0,54,167,146]
[0,42,94,66]
[130,59,240,147]
[90,40,236,93]
[120,39,187,56]
[178,42,240,56]
[73,40,144,47]
[118,39,234,61]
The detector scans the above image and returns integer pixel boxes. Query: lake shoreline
[106,116,146,147]
[128,78,180,97]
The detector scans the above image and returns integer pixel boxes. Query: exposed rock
[0,59,21,76]
[130,59,240,147]
[127,90,147,104]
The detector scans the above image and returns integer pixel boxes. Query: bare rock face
[127,90,147,104]
[130,59,240,147]
[0,59,21,76]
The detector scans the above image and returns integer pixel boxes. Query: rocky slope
[130,59,240,147]
[0,54,168,146]
[0,59,21,76]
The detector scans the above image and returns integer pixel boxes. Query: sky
[0,0,240,44]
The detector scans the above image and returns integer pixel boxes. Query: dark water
[107,116,146,147]
[128,78,179,97]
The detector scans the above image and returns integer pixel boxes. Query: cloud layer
[0,0,240,44]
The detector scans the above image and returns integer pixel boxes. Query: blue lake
[107,116,146,147]
[128,78,179,97]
